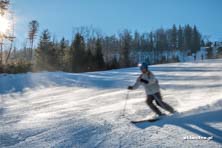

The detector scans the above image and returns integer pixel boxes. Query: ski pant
[146,92,175,115]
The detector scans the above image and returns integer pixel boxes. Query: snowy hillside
[1,59,222,147]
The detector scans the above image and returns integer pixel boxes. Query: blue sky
[11,0,222,47]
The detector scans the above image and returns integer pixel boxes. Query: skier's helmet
[140,62,148,70]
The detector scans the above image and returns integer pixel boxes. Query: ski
[131,118,160,123]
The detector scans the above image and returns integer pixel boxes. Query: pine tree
[191,25,201,53]
[178,25,184,51]
[184,25,192,51]
[57,37,67,70]
[95,38,105,70]
[171,24,177,50]
[85,48,94,71]
[35,29,52,70]
[70,33,86,72]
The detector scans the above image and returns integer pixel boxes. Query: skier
[128,62,175,118]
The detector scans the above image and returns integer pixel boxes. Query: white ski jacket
[132,71,160,95]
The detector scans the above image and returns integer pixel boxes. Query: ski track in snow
[0,59,222,147]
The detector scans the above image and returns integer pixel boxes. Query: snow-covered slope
[1,59,222,147]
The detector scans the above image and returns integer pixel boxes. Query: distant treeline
[0,23,215,73]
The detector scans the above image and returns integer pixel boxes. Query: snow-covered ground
[0,59,222,148]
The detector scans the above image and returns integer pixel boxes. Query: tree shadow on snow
[132,109,222,144]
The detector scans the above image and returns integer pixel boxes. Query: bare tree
[0,0,9,15]
[28,20,39,61]
[0,0,10,65]
[5,14,15,64]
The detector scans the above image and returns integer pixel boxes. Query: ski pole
[121,90,129,117]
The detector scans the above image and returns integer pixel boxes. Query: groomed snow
[0,59,222,147]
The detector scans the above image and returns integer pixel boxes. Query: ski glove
[128,86,133,90]
[140,78,149,84]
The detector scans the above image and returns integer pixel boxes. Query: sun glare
[0,15,10,35]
